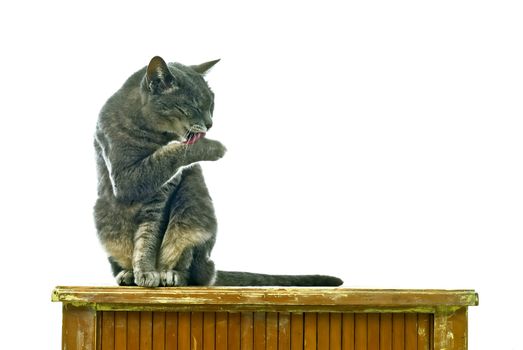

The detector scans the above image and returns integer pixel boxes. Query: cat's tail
[214,270,343,287]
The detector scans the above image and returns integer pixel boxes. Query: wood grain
[101,311,114,350]
[114,312,127,350]
[330,313,342,350]
[367,313,379,350]
[216,312,228,350]
[55,288,476,350]
[241,312,254,350]
[405,313,417,350]
[165,312,178,350]
[228,313,241,350]
[127,311,140,350]
[203,312,216,350]
[191,312,203,350]
[379,314,392,350]
[342,313,355,350]
[278,312,291,350]
[434,307,468,350]
[266,312,278,350]
[392,314,404,350]
[317,313,330,350]
[62,306,97,350]
[152,312,165,350]
[253,312,266,350]
[140,311,152,350]
[53,287,479,312]
[304,312,317,350]
[354,313,367,350]
[417,313,430,350]
[290,313,304,350]
[177,312,191,350]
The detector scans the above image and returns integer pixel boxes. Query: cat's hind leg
[158,164,217,286]
[159,248,193,286]
[188,243,217,286]
[108,257,135,286]
[157,225,212,286]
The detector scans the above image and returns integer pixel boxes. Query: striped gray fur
[94,56,342,287]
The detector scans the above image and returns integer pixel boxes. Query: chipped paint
[55,287,475,350]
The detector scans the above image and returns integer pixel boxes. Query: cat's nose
[203,111,213,129]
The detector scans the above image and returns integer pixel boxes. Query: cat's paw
[116,270,135,286]
[134,270,160,287]
[159,270,178,286]
[193,138,227,161]
[159,270,188,286]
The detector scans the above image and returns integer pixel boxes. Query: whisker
[179,129,189,159]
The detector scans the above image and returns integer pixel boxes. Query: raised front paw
[115,270,135,286]
[134,270,160,287]
[192,138,227,161]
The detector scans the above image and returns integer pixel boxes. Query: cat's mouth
[183,132,206,145]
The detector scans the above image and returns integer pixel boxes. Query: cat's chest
[161,167,185,192]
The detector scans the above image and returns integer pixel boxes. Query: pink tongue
[184,132,206,145]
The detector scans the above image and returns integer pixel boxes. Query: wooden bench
[52,286,478,350]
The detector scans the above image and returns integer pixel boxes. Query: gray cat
[94,56,343,287]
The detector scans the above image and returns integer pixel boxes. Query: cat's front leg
[133,222,162,287]
[181,138,227,164]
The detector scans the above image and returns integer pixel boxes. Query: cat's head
[140,56,219,144]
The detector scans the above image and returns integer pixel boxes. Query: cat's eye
[174,106,189,117]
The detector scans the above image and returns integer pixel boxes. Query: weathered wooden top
[52,286,478,313]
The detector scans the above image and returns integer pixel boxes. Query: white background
[1,1,522,349]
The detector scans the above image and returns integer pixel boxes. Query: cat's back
[98,66,147,128]
[94,67,147,202]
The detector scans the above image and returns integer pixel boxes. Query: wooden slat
[430,314,434,349]
[342,313,355,350]
[330,313,342,350]
[178,312,191,350]
[379,314,392,350]
[278,312,291,350]
[304,312,317,350]
[56,289,473,350]
[290,313,304,350]
[241,312,254,350]
[266,312,278,350]
[216,312,228,350]
[367,313,379,350]
[392,314,404,350]
[127,312,140,350]
[97,311,102,350]
[405,313,417,350]
[62,305,97,350]
[417,314,430,350]
[317,313,330,349]
[101,311,115,350]
[153,312,165,350]
[191,312,204,350]
[451,308,468,350]
[228,313,241,350]
[140,311,153,350]
[434,307,467,350]
[253,312,266,350]
[114,312,127,350]
[52,287,479,312]
[165,312,178,350]
[354,313,367,350]
[203,312,216,350]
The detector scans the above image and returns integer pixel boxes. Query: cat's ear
[145,56,176,94]
[191,59,220,75]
